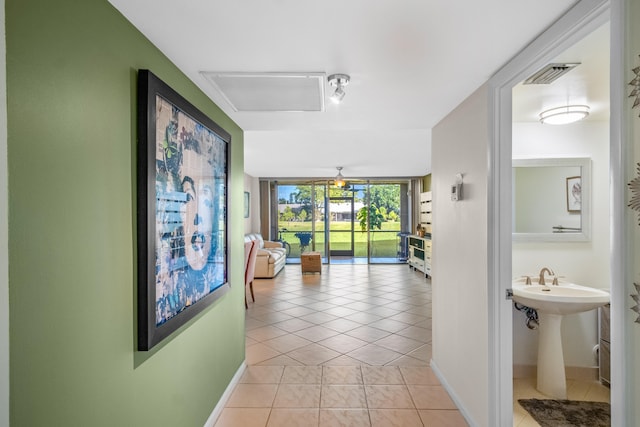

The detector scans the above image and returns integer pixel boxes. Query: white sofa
[244,233,287,278]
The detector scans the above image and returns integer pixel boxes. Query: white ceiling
[512,22,610,123]
[109,0,583,179]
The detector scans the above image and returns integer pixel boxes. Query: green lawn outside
[277,221,403,258]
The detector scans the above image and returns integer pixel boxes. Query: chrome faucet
[538,267,555,286]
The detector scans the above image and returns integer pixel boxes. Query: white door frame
[487,0,631,425]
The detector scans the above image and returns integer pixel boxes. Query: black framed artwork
[137,70,231,351]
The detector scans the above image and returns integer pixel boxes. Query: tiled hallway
[215,263,468,426]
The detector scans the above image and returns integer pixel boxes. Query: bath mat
[518,398,610,427]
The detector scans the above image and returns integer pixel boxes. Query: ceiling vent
[200,72,325,112]
[523,63,580,85]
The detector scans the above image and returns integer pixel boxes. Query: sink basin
[512,276,610,399]
[512,279,609,315]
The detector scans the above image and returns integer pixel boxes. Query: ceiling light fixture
[334,167,346,187]
[539,105,590,125]
[328,74,350,104]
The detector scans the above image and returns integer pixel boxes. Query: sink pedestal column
[537,312,567,399]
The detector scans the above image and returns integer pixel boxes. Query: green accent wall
[7,1,245,426]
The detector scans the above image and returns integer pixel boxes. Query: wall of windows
[270,180,412,264]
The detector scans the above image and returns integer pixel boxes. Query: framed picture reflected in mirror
[566,175,582,213]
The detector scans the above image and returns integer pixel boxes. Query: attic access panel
[201,72,325,112]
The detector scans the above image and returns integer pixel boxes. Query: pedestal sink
[512,277,610,399]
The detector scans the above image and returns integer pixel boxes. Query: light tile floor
[215,263,467,427]
[512,376,610,426]
[216,263,609,426]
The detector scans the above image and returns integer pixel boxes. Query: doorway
[328,196,355,257]
[488,0,629,425]
[511,21,611,423]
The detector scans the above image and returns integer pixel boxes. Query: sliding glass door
[328,196,354,257]
[276,183,325,260]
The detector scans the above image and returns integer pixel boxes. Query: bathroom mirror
[512,157,591,242]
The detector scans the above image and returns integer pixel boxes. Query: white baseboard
[430,359,477,427]
[203,361,247,427]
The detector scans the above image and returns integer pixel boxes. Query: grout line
[241,265,439,425]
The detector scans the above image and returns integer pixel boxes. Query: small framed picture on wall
[566,176,581,213]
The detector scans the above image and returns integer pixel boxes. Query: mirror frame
[512,157,591,242]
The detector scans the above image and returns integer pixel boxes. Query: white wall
[243,173,260,234]
[512,122,610,368]
[432,84,489,426]
[0,0,9,425]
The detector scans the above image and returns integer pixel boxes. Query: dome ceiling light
[539,105,590,125]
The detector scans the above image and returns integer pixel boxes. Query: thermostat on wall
[451,173,463,201]
[451,183,462,201]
